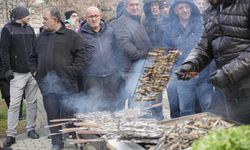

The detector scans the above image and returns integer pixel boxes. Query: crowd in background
[1,0,250,149]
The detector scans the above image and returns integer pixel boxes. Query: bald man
[78,7,123,112]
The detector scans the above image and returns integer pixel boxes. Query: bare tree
[2,0,35,21]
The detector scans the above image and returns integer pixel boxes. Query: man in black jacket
[0,6,40,147]
[113,0,152,73]
[176,0,250,124]
[29,6,86,150]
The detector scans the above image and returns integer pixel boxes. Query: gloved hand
[175,63,195,80]
[208,69,229,89]
[4,70,14,81]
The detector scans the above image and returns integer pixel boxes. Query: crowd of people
[0,0,250,149]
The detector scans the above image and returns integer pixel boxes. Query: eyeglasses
[87,15,100,19]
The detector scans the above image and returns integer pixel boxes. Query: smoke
[40,71,69,95]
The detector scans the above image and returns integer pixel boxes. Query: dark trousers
[84,74,124,112]
[226,96,250,124]
[0,79,10,108]
[43,93,75,146]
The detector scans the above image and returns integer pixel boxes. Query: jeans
[167,76,213,118]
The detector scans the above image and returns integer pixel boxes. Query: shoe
[27,130,39,139]
[4,136,16,147]
[51,145,62,150]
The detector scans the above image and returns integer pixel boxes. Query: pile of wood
[135,48,180,102]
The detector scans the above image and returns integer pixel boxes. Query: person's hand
[175,63,195,80]
[208,69,229,88]
[4,70,14,81]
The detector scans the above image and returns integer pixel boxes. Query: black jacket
[30,25,87,94]
[184,0,250,97]
[78,20,117,77]
[0,21,36,73]
[112,10,152,72]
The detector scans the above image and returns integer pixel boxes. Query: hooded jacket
[162,0,202,66]
[78,20,117,77]
[183,0,250,97]
[162,0,210,82]
[143,0,165,47]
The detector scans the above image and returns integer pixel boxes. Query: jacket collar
[55,24,66,34]
[11,21,28,27]
[123,10,141,23]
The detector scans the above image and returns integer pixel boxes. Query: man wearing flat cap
[0,6,40,147]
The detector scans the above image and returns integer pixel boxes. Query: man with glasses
[77,6,122,112]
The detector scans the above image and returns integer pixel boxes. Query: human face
[85,7,101,31]
[207,0,222,6]
[175,3,191,22]
[161,5,170,16]
[70,12,79,24]
[20,15,31,25]
[194,0,203,12]
[151,2,160,16]
[42,10,60,32]
[126,0,140,16]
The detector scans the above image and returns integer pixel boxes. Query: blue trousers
[167,76,213,118]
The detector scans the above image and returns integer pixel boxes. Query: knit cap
[10,6,30,21]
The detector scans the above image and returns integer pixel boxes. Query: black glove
[208,69,229,89]
[175,63,195,80]
[4,70,14,81]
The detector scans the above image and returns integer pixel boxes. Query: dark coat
[143,0,165,47]
[184,0,250,97]
[78,20,117,77]
[29,25,87,94]
[112,10,152,72]
[0,21,36,73]
[0,28,4,79]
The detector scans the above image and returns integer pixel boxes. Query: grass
[0,99,26,139]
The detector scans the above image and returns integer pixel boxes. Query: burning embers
[134,48,181,102]
[48,112,236,149]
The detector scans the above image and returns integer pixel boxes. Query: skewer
[143,103,163,111]
[44,122,72,128]
[74,122,100,128]
[68,139,105,144]
[76,130,104,135]
[50,118,80,123]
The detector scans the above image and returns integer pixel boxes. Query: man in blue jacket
[162,0,213,118]
[78,6,122,112]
